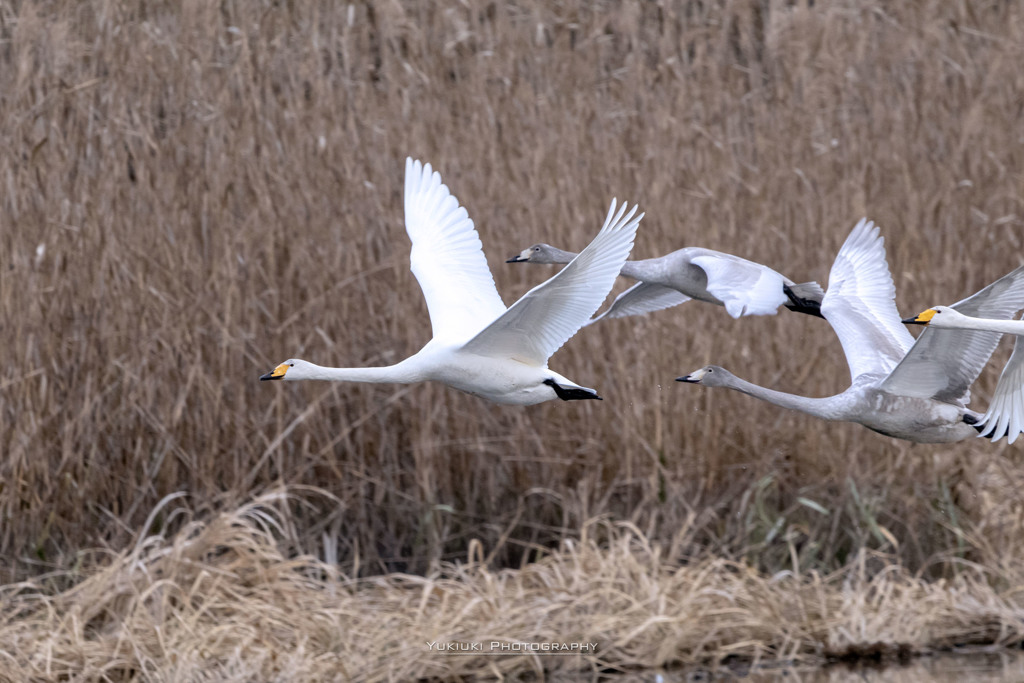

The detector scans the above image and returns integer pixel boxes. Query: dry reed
[2,0,1024,677]
[2,491,1024,681]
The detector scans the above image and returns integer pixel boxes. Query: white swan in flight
[903,306,1024,443]
[507,243,824,323]
[260,158,643,405]
[678,219,1024,443]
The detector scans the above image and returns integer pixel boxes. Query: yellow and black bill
[901,308,937,325]
[260,363,289,381]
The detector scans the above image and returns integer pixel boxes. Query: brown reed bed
[2,0,1024,677]
[2,491,1024,681]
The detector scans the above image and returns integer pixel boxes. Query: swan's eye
[533,247,540,252]
[289,363,295,367]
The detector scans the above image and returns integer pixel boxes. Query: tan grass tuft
[3,492,1024,680]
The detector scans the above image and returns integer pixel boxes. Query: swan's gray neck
[546,247,579,264]
[547,247,641,280]
[721,373,844,420]
[618,260,649,281]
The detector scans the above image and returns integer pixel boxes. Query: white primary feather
[404,158,507,342]
[820,219,915,382]
[979,339,1024,443]
[463,200,642,365]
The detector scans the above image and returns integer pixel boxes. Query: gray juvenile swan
[507,242,825,323]
[678,219,1024,444]
[260,158,642,405]
[904,306,1024,443]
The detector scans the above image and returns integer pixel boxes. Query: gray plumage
[678,219,1024,444]
[508,243,824,323]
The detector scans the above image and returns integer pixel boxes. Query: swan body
[507,243,824,322]
[678,220,1024,444]
[261,158,643,406]
[681,366,977,443]
[904,305,1024,443]
[262,356,590,405]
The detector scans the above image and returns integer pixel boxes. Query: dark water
[742,652,1024,682]
[571,652,1024,682]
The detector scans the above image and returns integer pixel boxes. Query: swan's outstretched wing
[820,219,915,382]
[883,265,1024,403]
[587,282,690,325]
[404,158,507,342]
[689,252,790,318]
[978,337,1024,443]
[462,200,642,365]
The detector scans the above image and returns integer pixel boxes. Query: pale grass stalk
[6,495,1024,680]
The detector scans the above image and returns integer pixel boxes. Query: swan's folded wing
[462,200,642,365]
[977,337,1024,443]
[689,253,788,318]
[404,158,507,342]
[883,264,1024,403]
[820,219,915,382]
[588,282,690,325]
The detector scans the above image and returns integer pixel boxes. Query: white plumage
[261,158,643,406]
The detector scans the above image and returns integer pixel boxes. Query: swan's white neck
[302,359,424,384]
[937,315,1024,335]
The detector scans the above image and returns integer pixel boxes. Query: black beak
[506,255,526,263]
[901,317,925,325]
[676,375,698,383]
[260,372,282,381]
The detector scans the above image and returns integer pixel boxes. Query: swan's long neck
[546,247,580,264]
[720,373,843,420]
[941,316,1024,335]
[618,260,648,281]
[548,247,641,280]
[304,359,424,384]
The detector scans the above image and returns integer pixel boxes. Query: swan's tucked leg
[543,379,602,401]
[783,283,826,319]
[962,412,992,436]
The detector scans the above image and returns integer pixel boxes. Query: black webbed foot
[543,378,602,401]
[783,285,826,319]
[962,413,993,435]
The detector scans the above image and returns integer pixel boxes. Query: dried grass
[3,492,1024,681]
[3,0,1024,678]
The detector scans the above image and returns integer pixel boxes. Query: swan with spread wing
[261,158,642,405]
[679,219,1024,444]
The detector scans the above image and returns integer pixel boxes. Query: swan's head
[902,305,959,327]
[676,365,731,387]
[260,359,314,381]
[506,243,564,264]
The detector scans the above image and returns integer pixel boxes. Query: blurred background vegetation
[2,0,1023,584]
